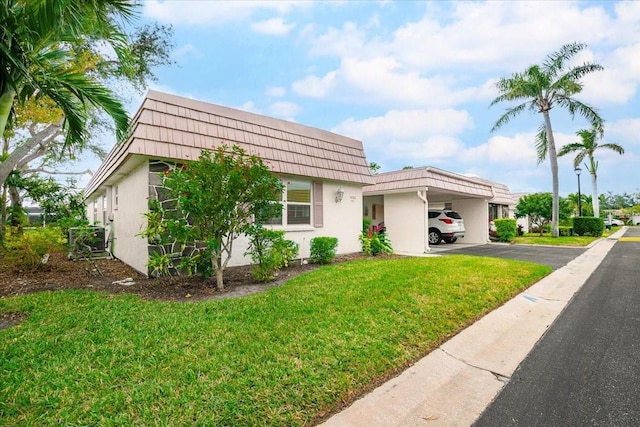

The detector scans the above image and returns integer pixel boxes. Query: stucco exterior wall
[451,198,489,244]
[111,161,150,274]
[383,192,428,254]
[227,181,363,265]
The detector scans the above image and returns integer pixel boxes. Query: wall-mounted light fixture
[335,188,345,203]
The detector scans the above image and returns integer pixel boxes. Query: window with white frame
[265,179,312,226]
[114,186,119,210]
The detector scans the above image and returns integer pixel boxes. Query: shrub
[558,226,573,236]
[245,226,299,281]
[360,224,393,256]
[310,237,338,265]
[494,218,517,242]
[573,216,604,237]
[3,227,65,270]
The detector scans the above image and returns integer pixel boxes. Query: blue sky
[97,0,639,198]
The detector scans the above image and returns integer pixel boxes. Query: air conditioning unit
[69,226,106,252]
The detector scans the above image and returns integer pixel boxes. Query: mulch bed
[0,251,376,330]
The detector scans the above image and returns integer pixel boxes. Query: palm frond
[556,97,604,133]
[490,102,530,132]
[542,42,586,78]
[557,142,583,158]
[534,123,548,164]
[599,143,625,155]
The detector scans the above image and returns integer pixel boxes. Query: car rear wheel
[428,228,442,245]
[443,237,457,244]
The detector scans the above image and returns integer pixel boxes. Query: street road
[473,227,640,426]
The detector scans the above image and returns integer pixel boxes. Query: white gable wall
[110,162,150,274]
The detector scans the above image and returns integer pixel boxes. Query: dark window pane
[287,204,310,225]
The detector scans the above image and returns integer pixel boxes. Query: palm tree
[0,0,135,190]
[490,42,604,237]
[558,128,624,218]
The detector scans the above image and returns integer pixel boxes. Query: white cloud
[251,18,296,35]
[334,109,473,167]
[143,0,306,25]
[607,118,640,145]
[266,86,286,97]
[461,133,538,166]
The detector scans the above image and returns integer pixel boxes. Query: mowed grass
[0,256,550,426]
[513,233,603,246]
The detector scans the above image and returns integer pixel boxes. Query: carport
[363,167,508,255]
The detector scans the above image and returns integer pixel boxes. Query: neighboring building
[363,167,516,254]
[84,90,374,275]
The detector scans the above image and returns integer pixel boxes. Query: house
[362,167,516,254]
[84,91,374,275]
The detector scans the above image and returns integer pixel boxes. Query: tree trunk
[543,111,560,237]
[591,172,599,218]
[213,254,224,290]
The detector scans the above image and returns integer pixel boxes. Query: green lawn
[0,256,550,426]
[512,230,614,246]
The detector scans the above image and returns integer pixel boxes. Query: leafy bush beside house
[310,237,339,264]
[494,218,517,242]
[245,225,299,282]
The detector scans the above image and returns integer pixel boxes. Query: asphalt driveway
[435,242,587,270]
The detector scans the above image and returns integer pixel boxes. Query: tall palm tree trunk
[591,172,600,218]
[543,111,560,237]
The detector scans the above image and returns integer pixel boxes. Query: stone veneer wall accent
[147,160,202,277]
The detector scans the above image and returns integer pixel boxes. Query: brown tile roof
[85,91,374,197]
[363,167,497,199]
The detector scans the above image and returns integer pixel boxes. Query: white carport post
[417,189,430,252]
[452,198,490,244]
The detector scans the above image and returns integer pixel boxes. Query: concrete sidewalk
[320,228,627,427]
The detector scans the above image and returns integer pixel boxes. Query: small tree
[515,193,571,236]
[152,145,283,289]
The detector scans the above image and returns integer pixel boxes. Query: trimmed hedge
[573,216,604,237]
[494,218,517,242]
[310,236,339,264]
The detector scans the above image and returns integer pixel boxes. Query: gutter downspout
[417,189,429,252]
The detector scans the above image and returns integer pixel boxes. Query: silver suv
[428,209,465,245]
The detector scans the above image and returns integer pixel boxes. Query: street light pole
[575,167,582,217]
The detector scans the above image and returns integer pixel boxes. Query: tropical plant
[360,223,393,256]
[0,2,174,244]
[490,42,604,237]
[0,0,139,189]
[558,128,624,218]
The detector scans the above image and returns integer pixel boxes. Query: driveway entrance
[436,243,586,270]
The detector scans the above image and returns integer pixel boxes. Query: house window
[114,186,119,210]
[93,200,98,223]
[489,203,498,221]
[286,180,311,225]
[265,179,312,226]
